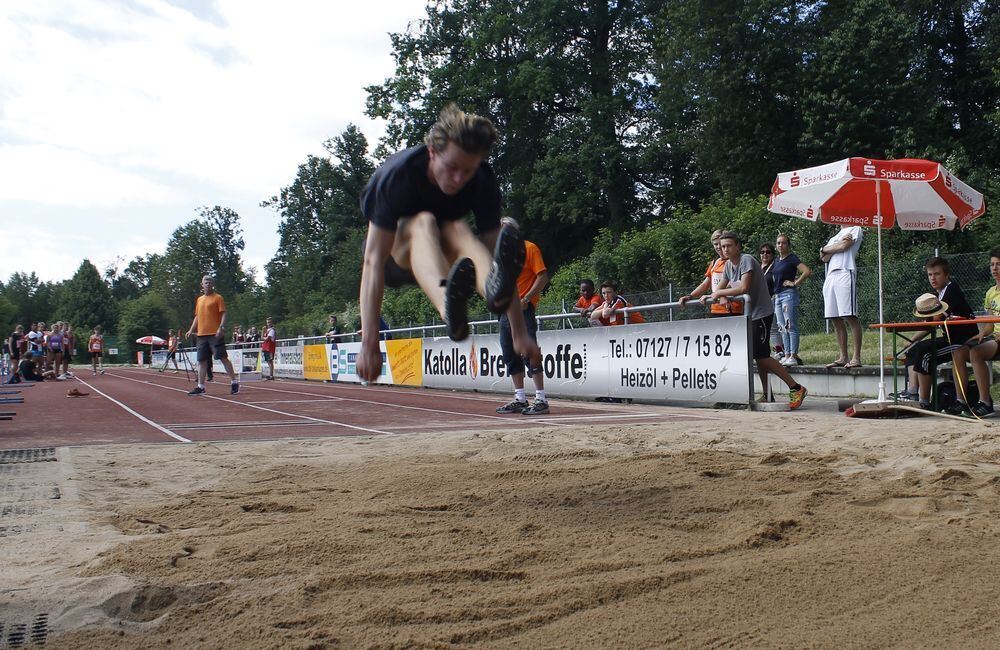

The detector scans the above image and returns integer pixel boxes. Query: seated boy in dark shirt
[898,257,977,409]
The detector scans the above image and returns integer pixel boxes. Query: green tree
[57,260,116,331]
[264,125,374,322]
[0,294,15,331]
[651,0,810,197]
[2,272,58,326]
[117,293,177,358]
[366,0,655,263]
[154,208,251,322]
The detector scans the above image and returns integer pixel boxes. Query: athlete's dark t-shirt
[360,145,502,234]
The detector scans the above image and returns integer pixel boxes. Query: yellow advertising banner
[303,344,331,381]
[385,338,422,386]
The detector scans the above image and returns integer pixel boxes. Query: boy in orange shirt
[185,276,239,396]
[496,234,550,415]
[574,279,602,323]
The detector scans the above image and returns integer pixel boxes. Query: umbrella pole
[876,180,886,402]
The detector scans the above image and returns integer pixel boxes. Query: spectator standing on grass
[573,280,602,322]
[593,281,645,326]
[820,224,863,369]
[708,232,807,409]
[496,237,550,416]
[185,275,239,396]
[7,325,24,377]
[38,322,50,370]
[261,317,276,380]
[61,324,75,378]
[26,323,43,367]
[678,230,744,317]
[232,325,244,347]
[89,325,105,375]
[47,322,64,380]
[968,249,1000,418]
[772,234,811,366]
[758,243,784,360]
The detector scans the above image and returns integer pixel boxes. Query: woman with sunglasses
[772,233,811,366]
[758,244,784,365]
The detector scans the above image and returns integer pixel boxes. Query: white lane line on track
[113,369,721,425]
[169,421,328,431]
[106,373,396,436]
[74,376,191,443]
[245,399,344,405]
[112,369,572,428]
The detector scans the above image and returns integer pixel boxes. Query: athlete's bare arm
[358,223,394,381]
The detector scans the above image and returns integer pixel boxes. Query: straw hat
[913,293,948,318]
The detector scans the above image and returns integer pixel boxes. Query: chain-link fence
[533,249,995,334]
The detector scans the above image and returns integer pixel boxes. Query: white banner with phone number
[154,316,752,405]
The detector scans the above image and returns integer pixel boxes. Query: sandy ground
[4,403,1000,648]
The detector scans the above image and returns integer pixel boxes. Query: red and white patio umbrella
[768,157,986,400]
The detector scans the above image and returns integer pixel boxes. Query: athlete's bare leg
[440,219,541,367]
[391,212,451,316]
[439,220,494,295]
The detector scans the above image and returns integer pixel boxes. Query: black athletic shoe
[207,368,214,382]
[187,386,205,396]
[496,399,529,414]
[521,399,550,415]
[444,257,476,342]
[485,221,526,314]
[971,401,995,418]
[230,382,240,395]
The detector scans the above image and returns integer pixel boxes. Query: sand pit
[4,407,1000,647]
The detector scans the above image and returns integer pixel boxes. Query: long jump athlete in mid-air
[356,104,541,382]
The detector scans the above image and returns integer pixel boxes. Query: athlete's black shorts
[499,304,538,377]
[385,255,417,288]
[196,335,229,362]
[752,315,774,360]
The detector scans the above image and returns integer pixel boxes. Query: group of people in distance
[4,322,107,383]
[573,280,646,327]
[678,231,810,409]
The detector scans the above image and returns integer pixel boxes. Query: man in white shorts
[820,224,863,368]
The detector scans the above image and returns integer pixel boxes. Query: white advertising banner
[421,317,751,404]
[274,343,304,379]
[154,317,751,405]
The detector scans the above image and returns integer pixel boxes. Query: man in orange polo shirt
[496,235,550,416]
[185,275,239,396]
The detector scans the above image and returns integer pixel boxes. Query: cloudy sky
[0,0,428,284]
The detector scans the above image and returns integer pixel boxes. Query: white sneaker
[57,373,68,380]
[65,371,74,378]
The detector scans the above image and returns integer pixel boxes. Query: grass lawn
[797,330,892,367]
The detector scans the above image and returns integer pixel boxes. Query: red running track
[0,368,719,449]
